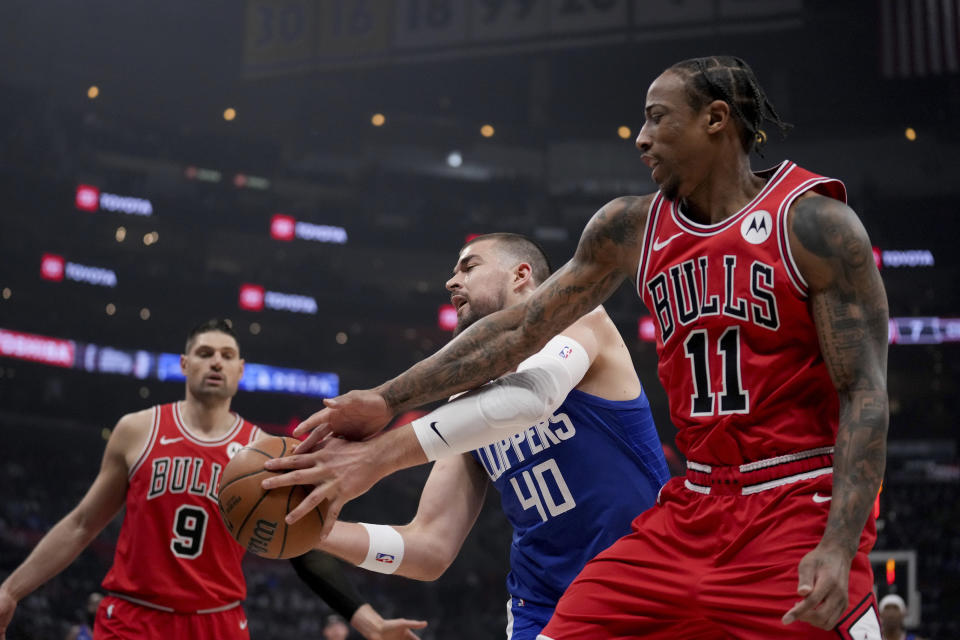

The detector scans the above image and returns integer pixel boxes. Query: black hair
[184,318,238,354]
[462,233,552,285]
[668,56,792,156]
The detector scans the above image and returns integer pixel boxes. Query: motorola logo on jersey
[227,442,243,459]
[740,210,772,244]
[269,213,347,244]
[40,253,118,287]
[75,184,154,216]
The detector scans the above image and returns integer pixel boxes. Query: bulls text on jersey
[645,255,780,344]
[147,456,223,504]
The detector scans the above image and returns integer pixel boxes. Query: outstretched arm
[0,413,144,639]
[783,194,889,629]
[295,195,651,441]
[267,313,604,527]
[316,454,489,582]
[290,551,427,640]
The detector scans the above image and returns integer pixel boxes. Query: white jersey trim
[741,466,833,495]
[127,406,160,479]
[738,446,835,472]
[776,176,847,298]
[670,161,794,235]
[684,479,712,494]
[505,599,515,640]
[173,401,244,446]
[635,193,663,301]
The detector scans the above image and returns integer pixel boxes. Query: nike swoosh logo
[430,421,449,446]
[652,231,683,251]
[159,436,183,445]
[812,493,832,503]
[239,619,248,629]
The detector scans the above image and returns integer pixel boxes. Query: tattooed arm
[783,193,889,630]
[382,196,648,411]
[293,195,653,441]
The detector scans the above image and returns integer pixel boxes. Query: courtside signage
[269,214,347,244]
[40,253,117,287]
[0,329,75,368]
[75,184,154,216]
[238,283,318,314]
[0,327,338,398]
[872,247,935,269]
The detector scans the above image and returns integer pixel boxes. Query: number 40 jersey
[472,388,669,607]
[101,402,260,612]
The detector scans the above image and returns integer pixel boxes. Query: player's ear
[706,99,731,133]
[513,262,533,289]
[180,354,188,374]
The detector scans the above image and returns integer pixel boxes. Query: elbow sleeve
[412,335,590,460]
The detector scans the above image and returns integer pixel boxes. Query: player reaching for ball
[0,319,426,640]
[270,56,889,638]
[264,234,671,639]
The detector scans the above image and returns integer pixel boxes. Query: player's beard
[660,173,681,201]
[190,378,235,401]
[453,289,507,337]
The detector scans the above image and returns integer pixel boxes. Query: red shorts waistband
[684,446,834,496]
[106,592,242,615]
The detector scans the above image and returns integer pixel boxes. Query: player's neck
[179,397,235,438]
[681,155,765,225]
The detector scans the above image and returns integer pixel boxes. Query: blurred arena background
[0,1,958,637]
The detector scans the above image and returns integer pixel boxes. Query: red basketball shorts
[539,459,880,639]
[95,595,251,640]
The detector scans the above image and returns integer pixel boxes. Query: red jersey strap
[128,406,161,479]
[635,192,666,298]
[171,401,244,446]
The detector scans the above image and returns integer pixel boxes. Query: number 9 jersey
[101,402,260,613]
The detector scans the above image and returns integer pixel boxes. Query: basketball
[217,435,327,559]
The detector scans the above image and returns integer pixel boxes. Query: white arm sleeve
[411,335,591,461]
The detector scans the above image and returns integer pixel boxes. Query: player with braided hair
[280,55,888,638]
[668,55,792,156]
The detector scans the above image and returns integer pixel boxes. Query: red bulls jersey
[101,402,260,612]
[636,161,846,466]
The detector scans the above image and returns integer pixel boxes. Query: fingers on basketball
[217,435,330,559]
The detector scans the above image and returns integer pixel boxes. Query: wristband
[357,523,404,574]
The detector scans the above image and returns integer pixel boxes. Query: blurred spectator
[879,594,927,640]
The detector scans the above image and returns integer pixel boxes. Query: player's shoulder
[115,406,156,433]
[109,406,157,453]
[578,194,658,267]
[594,194,658,229]
[789,192,868,257]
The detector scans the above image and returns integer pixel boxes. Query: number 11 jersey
[636,160,847,467]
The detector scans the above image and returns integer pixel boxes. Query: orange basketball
[217,435,327,559]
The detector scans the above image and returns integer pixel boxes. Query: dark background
[0,1,957,638]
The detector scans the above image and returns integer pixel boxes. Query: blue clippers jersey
[472,388,670,605]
